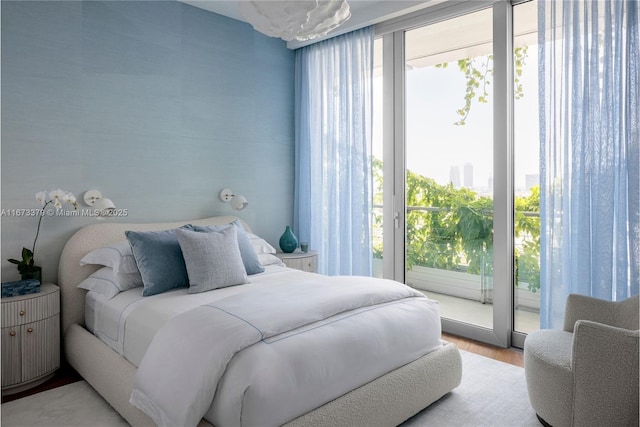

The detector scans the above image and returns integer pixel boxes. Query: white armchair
[524,294,639,427]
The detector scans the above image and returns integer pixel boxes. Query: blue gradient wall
[1,1,295,282]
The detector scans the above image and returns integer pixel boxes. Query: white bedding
[87,266,443,427]
[87,265,320,365]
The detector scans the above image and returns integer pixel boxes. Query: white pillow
[80,240,139,274]
[258,253,285,267]
[247,233,277,254]
[77,267,143,299]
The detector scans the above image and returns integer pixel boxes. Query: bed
[59,215,462,427]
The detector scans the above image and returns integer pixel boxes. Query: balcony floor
[418,291,540,333]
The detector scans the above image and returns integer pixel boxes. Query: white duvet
[128,273,441,427]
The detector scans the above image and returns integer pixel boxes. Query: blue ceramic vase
[279,226,298,253]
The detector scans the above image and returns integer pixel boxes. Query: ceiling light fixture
[239,0,351,42]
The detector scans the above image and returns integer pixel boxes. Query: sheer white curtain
[294,27,374,276]
[538,0,639,328]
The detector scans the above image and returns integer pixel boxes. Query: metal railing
[372,204,540,217]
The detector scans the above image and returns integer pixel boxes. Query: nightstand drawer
[1,286,59,327]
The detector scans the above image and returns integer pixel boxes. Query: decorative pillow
[125,227,190,297]
[80,240,139,274]
[76,267,143,299]
[176,226,249,294]
[247,232,277,254]
[188,221,264,275]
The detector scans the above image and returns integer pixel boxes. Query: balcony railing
[370,204,541,311]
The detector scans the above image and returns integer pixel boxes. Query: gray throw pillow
[187,220,265,275]
[176,226,249,294]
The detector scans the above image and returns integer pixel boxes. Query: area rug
[403,350,539,427]
[1,380,128,427]
[1,350,538,427]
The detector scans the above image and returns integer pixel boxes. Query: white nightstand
[1,283,60,395]
[276,250,318,273]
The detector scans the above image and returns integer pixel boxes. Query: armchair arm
[563,294,615,332]
[571,320,639,427]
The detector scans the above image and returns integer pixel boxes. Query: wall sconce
[83,190,116,219]
[219,188,248,211]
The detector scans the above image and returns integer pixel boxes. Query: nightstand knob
[27,327,33,333]
[9,331,16,337]
[19,310,25,316]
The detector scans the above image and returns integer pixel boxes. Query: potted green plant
[7,189,77,282]
[8,247,41,281]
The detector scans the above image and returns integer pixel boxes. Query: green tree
[514,185,540,292]
[372,158,540,292]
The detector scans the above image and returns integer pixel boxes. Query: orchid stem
[31,200,51,262]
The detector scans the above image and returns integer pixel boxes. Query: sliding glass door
[373,0,540,347]
[512,0,540,335]
[404,8,495,330]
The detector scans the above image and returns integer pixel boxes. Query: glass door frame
[376,0,527,348]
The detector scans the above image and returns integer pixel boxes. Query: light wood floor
[443,332,524,367]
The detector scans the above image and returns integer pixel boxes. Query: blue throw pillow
[125,227,190,296]
[187,221,265,275]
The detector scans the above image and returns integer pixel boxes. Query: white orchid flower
[53,200,63,209]
[62,192,76,204]
[65,192,78,209]
[49,189,65,202]
[35,191,47,204]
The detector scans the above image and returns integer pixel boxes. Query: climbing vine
[435,46,529,125]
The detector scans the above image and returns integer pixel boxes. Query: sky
[372,46,540,195]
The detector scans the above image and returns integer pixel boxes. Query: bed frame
[58,216,462,427]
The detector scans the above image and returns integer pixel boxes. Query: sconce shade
[93,197,116,213]
[239,0,351,42]
[219,188,248,211]
[230,195,248,211]
[83,189,117,219]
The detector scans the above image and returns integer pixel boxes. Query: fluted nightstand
[1,283,60,395]
[275,250,318,273]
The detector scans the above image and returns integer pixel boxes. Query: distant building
[526,174,539,191]
[449,165,461,188]
[463,163,473,188]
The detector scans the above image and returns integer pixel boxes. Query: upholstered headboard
[57,215,250,333]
